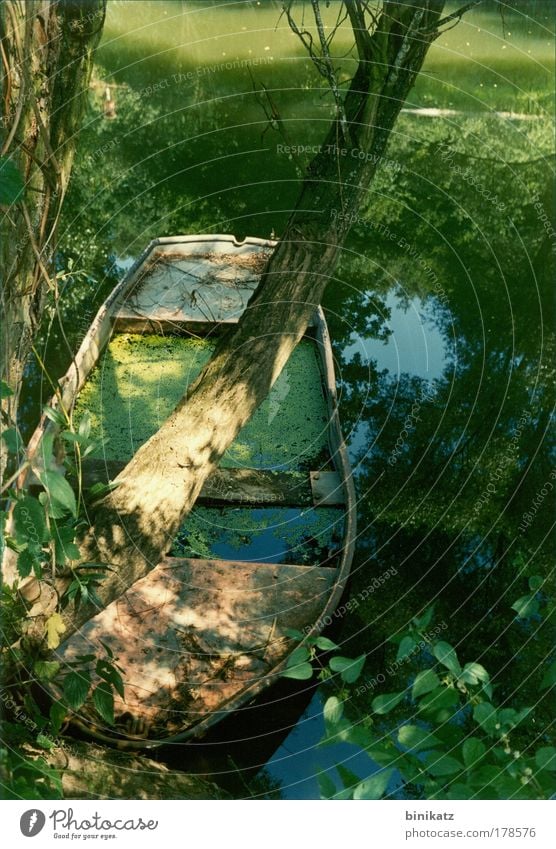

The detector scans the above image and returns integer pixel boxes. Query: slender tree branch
[310,0,347,132]
[434,0,483,33]
[345,0,375,63]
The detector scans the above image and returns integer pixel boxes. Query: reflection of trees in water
[323,120,554,735]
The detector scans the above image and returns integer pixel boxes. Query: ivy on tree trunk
[0,0,106,429]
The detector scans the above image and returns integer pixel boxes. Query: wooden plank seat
[81,460,346,507]
[55,557,337,742]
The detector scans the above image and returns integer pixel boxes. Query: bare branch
[310,0,347,132]
[345,0,374,62]
[284,1,315,58]
[433,0,483,34]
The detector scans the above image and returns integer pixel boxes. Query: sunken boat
[32,235,356,747]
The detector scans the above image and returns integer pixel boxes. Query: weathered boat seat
[56,557,337,741]
[81,461,346,507]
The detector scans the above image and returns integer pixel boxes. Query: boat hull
[33,236,356,747]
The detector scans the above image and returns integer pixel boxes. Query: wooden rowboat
[37,235,356,748]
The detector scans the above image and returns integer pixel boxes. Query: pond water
[27,0,555,798]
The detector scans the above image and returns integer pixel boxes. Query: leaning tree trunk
[0,0,106,434]
[28,1,446,649]
[8,739,231,800]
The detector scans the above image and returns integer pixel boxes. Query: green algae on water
[73,334,214,461]
[73,334,330,471]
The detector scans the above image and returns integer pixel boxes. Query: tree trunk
[0,0,106,430]
[38,1,446,647]
[9,740,231,799]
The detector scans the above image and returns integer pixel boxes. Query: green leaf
[459,662,490,686]
[77,561,113,572]
[433,641,462,675]
[96,659,125,700]
[110,671,125,701]
[0,156,25,204]
[0,379,14,399]
[38,490,65,520]
[48,702,68,734]
[413,606,435,630]
[396,636,417,662]
[92,682,115,725]
[43,406,66,427]
[63,670,91,711]
[34,661,60,682]
[86,481,119,502]
[60,542,81,564]
[282,662,313,680]
[473,702,498,735]
[412,668,441,699]
[397,724,441,752]
[283,628,304,639]
[52,523,81,566]
[36,733,56,750]
[1,427,22,454]
[372,691,404,715]
[462,737,486,767]
[424,753,463,776]
[363,746,398,769]
[319,716,352,747]
[535,747,556,772]
[353,768,394,800]
[498,707,531,730]
[331,787,353,801]
[444,783,474,800]
[13,496,47,546]
[78,413,91,440]
[99,640,114,659]
[511,593,539,618]
[323,696,344,726]
[286,646,311,667]
[337,764,361,790]
[36,432,56,472]
[16,548,36,579]
[329,654,366,683]
[318,771,337,799]
[418,686,459,717]
[314,636,339,651]
[481,681,493,701]
[528,575,543,591]
[540,662,556,690]
[82,442,102,459]
[39,470,77,517]
[341,724,374,750]
[0,511,6,558]
[61,431,81,444]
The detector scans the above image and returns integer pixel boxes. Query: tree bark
[0,0,106,429]
[38,1,446,647]
[9,740,231,799]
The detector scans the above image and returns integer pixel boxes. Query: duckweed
[73,334,213,460]
[73,334,330,471]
